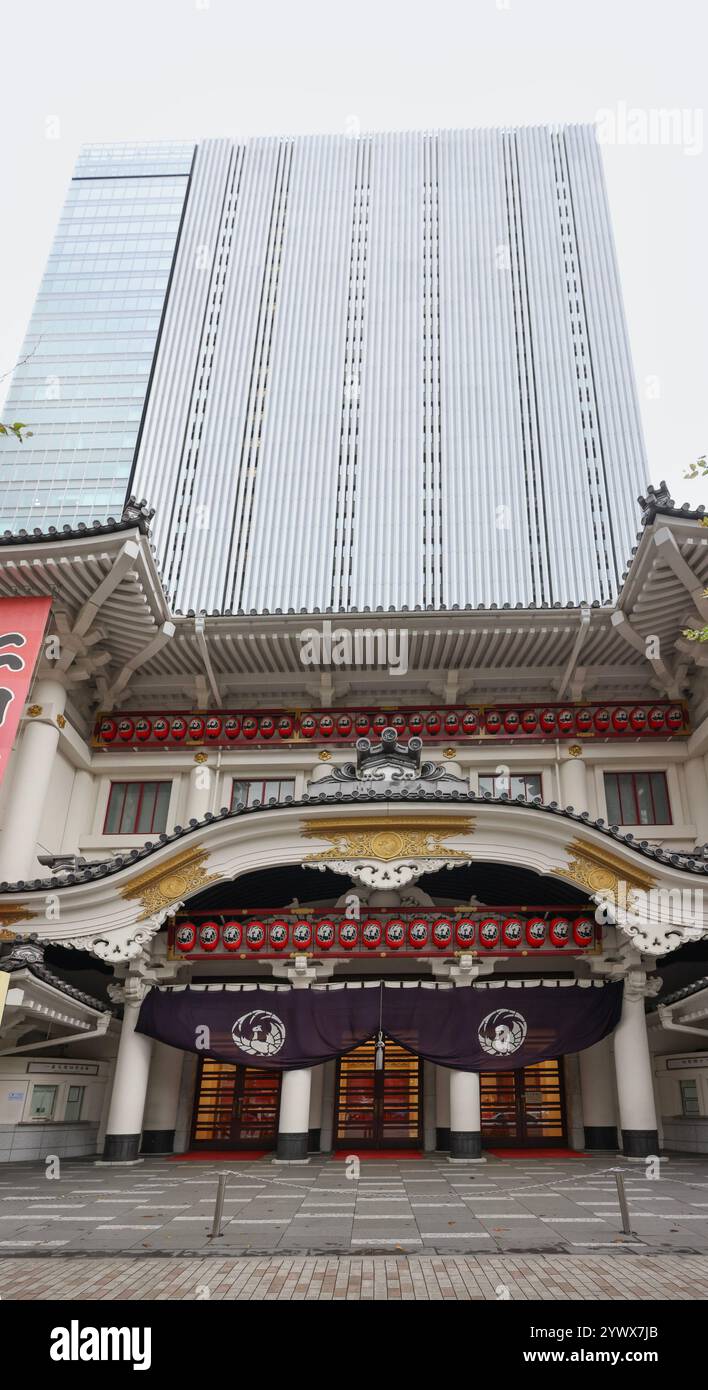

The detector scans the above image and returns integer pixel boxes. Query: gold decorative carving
[555,837,656,899]
[318,750,332,761]
[27,705,42,718]
[56,713,66,729]
[301,815,474,863]
[568,744,582,758]
[119,846,221,921]
[443,747,457,758]
[193,751,208,764]
[0,903,37,930]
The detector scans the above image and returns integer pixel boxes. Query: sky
[1,0,705,506]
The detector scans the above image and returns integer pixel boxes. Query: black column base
[141,1129,175,1155]
[307,1127,321,1153]
[276,1132,309,1160]
[102,1133,141,1162]
[436,1127,451,1151]
[621,1129,660,1158]
[584,1126,618,1150]
[449,1130,482,1159]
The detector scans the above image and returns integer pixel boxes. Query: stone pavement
[2,1252,708,1300]
[1,1153,708,1257]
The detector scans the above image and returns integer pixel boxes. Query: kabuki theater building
[1,128,708,1167]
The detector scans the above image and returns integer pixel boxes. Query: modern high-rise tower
[1,127,647,611]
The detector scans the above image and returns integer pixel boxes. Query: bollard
[615,1171,632,1235]
[209,1173,227,1239]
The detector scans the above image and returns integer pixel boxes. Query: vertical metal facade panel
[238,136,359,613]
[562,125,648,582]
[437,129,536,607]
[131,138,232,586]
[348,132,426,610]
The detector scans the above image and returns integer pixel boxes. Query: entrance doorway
[334,1038,422,1149]
[191,1058,282,1149]
[480,1058,566,1147]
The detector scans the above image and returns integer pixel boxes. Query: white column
[435,1065,450,1149]
[102,992,154,1162]
[307,1063,325,1151]
[613,975,659,1157]
[0,677,67,882]
[448,1069,484,1160]
[559,750,588,814]
[276,1068,312,1160]
[186,756,212,822]
[142,1042,184,1154]
[579,1033,618,1149]
[685,755,708,844]
[60,768,96,854]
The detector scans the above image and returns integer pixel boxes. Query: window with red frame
[104,781,172,835]
[604,771,671,826]
[231,779,295,809]
[478,772,542,800]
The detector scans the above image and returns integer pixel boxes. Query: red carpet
[167,1151,271,1161]
[332,1150,425,1160]
[487,1148,588,1159]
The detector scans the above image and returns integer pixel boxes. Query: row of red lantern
[97,705,686,745]
[174,915,596,953]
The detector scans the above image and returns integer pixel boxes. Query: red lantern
[293,921,313,951]
[502,917,523,948]
[572,916,595,947]
[385,919,406,949]
[576,708,593,734]
[224,717,241,740]
[355,714,371,735]
[594,708,610,733]
[521,708,538,735]
[485,710,502,735]
[629,707,647,732]
[611,707,629,733]
[444,712,460,734]
[205,717,222,740]
[648,706,665,732]
[462,711,478,735]
[432,918,453,949]
[408,918,429,949]
[455,917,476,948]
[373,714,388,735]
[301,716,317,738]
[153,716,169,742]
[100,717,117,743]
[245,921,266,951]
[361,919,382,949]
[338,920,359,950]
[478,917,500,949]
[134,717,152,743]
[269,920,289,951]
[277,715,294,739]
[336,715,353,737]
[549,916,570,947]
[222,921,242,951]
[525,917,546,948]
[426,712,442,735]
[259,716,275,739]
[242,717,258,740]
[557,709,574,735]
[171,716,187,742]
[319,715,335,738]
[175,922,196,952]
[391,714,407,732]
[315,919,335,950]
[503,711,520,735]
[408,713,424,734]
[199,921,220,952]
[188,716,205,741]
[539,708,555,734]
[118,718,134,742]
[667,705,684,732]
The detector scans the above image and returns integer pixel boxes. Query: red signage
[0,597,52,786]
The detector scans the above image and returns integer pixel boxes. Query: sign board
[0,597,52,787]
[666,1055,708,1070]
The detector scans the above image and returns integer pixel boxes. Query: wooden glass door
[480,1058,566,1146]
[335,1038,422,1149]
[191,1058,282,1149]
